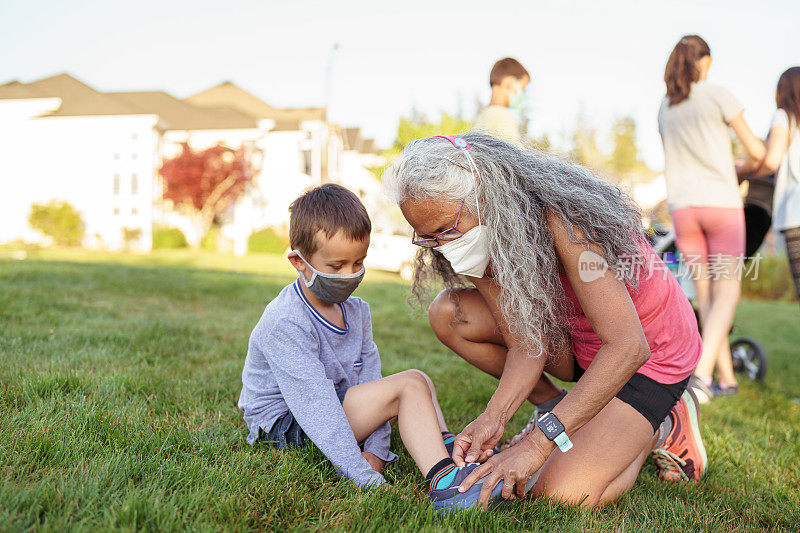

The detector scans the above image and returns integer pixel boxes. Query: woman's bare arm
[449,275,552,464]
[470,276,548,426]
[751,125,790,177]
[729,112,766,161]
[521,212,651,456]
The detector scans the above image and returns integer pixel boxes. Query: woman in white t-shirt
[738,67,800,309]
[657,35,766,403]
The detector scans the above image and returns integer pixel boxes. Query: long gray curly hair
[383,131,647,358]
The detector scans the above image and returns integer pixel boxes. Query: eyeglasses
[411,201,465,248]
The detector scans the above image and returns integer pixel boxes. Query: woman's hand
[457,435,549,508]
[452,410,506,466]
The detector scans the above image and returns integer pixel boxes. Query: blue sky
[2,0,797,168]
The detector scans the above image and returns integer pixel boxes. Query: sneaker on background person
[651,388,708,482]
[688,374,715,404]
[710,382,739,397]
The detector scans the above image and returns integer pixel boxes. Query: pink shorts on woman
[671,206,745,263]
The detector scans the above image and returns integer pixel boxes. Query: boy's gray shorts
[258,387,358,449]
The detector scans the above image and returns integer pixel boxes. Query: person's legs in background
[702,208,745,391]
[783,227,800,309]
[673,208,712,387]
[673,207,745,398]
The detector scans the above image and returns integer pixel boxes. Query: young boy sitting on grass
[237,183,505,511]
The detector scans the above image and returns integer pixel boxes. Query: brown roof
[110,90,259,131]
[8,73,143,116]
[0,80,45,99]
[0,73,261,130]
[186,81,326,131]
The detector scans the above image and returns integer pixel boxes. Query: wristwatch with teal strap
[537,412,573,452]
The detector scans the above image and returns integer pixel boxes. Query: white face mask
[436,223,490,277]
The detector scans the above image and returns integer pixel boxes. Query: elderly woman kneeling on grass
[383,132,708,508]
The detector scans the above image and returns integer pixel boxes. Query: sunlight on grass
[0,249,798,531]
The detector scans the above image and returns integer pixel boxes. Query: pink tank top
[559,243,701,384]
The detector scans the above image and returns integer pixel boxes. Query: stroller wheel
[730,337,767,381]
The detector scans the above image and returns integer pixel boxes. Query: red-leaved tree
[159,143,257,246]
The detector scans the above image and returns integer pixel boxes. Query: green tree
[570,114,604,168]
[608,116,643,176]
[28,200,85,246]
[369,111,472,181]
[394,112,472,151]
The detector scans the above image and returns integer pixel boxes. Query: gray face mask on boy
[293,250,365,303]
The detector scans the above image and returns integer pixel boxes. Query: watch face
[539,413,565,439]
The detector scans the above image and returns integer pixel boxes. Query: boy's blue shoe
[428,462,505,513]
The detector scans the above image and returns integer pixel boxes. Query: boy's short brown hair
[489,57,530,87]
[289,183,371,256]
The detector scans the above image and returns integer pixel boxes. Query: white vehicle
[366,232,417,280]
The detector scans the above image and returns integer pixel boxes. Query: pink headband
[435,135,470,149]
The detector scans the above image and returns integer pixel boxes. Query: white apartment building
[0,74,384,252]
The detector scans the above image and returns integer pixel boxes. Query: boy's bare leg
[342,370,449,475]
[407,369,448,433]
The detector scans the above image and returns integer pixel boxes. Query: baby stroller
[649,177,774,382]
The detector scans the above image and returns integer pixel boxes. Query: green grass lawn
[1,250,799,531]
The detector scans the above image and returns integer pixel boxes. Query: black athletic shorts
[570,360,689,433]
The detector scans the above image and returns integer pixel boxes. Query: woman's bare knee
[428,290,458,339]
[429,288,502,346]
[532,476,606,507]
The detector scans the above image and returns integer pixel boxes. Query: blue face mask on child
[293,250,365,303]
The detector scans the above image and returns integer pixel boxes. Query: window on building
[113,174,120,195]
[299,137,313,176]
[131,174,138,194]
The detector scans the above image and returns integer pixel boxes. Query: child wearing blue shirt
[238,184,506,511]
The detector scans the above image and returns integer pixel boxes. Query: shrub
[201,225,219,251]
[28,201,85,246]
[152,226,188,249]
[248,227,289,255]
[742,254,797,302]
[122,227,142,249]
